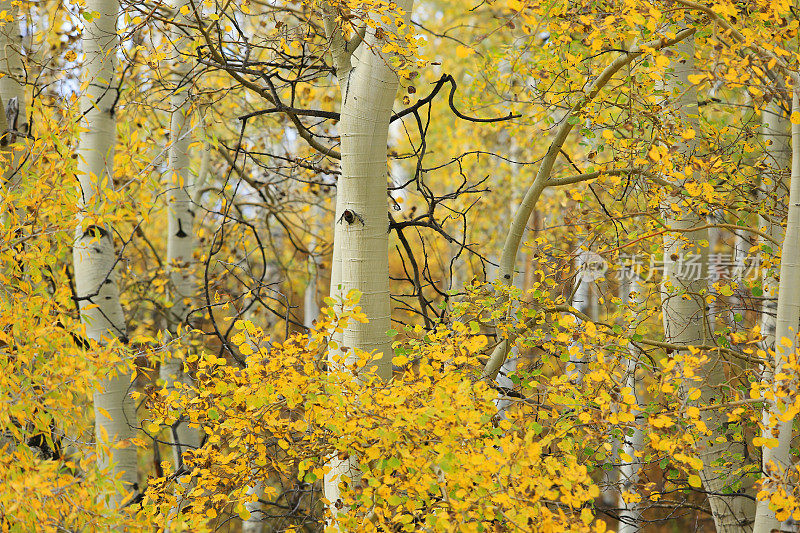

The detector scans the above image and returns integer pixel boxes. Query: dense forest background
[2,0,800,531]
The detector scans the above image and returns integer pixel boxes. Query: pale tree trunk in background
[756,103,789,532]
[481,29,696,381]
[659,37,752,532]
[569,244,593,381]
[321,0,413,521]
[753,88,800,533]
[759,101,789,353]
[244,196,289,533]
[304,256,320,328]
[617,275,643,533]
[304,204,322,329]
[246,211,321,533]
[162,0,200,471]
[73,0,137,506]
[495,165,524,419]
[242,482,264,533]
[0,0,27,186]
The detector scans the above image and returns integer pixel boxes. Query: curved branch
[482,27,697,380]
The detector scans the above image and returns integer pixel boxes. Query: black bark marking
[176,219,188,238]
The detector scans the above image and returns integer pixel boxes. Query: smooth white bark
[73,0,137,506]
[162,0,200,471]
[568,245,594,381]
[759,102,790,352]
[752,88,800,533]
[322,0,413,522]
[617,276,643,533]
[304,206,321,329]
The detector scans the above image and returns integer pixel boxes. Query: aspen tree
[754,102,789,533]
[659,37,753,532]
[162,0,200,470]
[320,0,413,521]
[73,0,137,506]
[617,276,643,533]
[483,29,696,380]
[0,0,26,183]
[758,101,790,351]
[752,87,800,533]
[304,216,320,330]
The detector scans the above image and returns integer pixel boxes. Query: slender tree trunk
[617,275,643,533]
[0,0,27,184]
[569,244,594,381]
[481,29,696,380]
[304,207,321,329]
[659,36,753,532]
[752,87,800,533]
[73,0,137,506]
[759,101,790,352]
[321,0,413,521]
[162,0,200,470]
[756,103,789,533]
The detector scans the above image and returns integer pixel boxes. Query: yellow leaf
[581,507,593,525]
[688,475,702,488]
[687,73,706,85]
[792,112,800,125]
[456,45,474,59]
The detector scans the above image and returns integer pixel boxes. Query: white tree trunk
[659,36,752,532]
[569,245,594,381]
[759,102,790,352]
[752,88,800,533]
[756,103,789,532]
[73,0,137,506]
[617,275,643,533]
[0,0,26,185]
[161,0,200,471]
[304,206,321,329]
[322,0,413,521]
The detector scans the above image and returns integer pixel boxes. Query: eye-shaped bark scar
[338,209,365,226]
